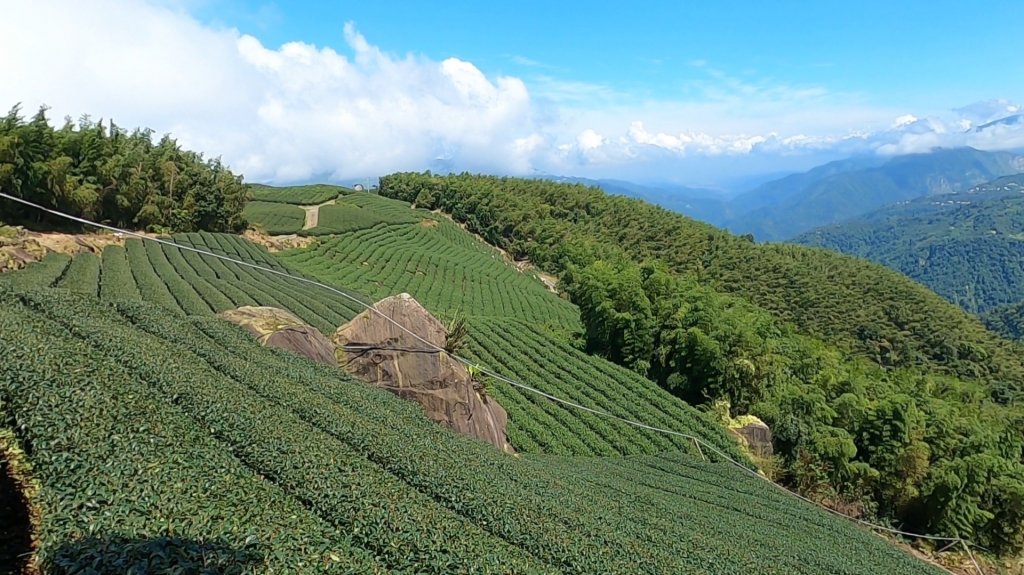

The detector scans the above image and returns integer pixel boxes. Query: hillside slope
[793,174,1024,314]
[277,207,582,335]
[379,172,1024,554]
[380,172,1024,388]
[0,284,947,574]
[1,228,742,459]
[4,261,959,574]
[726,148,1024,240]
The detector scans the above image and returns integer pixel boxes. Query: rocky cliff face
[334,293,514,453]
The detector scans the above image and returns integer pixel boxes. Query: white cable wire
[0,192,982,565]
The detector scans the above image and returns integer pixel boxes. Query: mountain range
[583,147,1024,242]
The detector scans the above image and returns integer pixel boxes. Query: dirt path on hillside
[302,199,336,230]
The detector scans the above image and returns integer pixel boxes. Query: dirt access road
[302,199,336,230]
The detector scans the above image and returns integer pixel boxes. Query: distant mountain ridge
[539,176,733,224]
[793,174,1024,314]
[725,147,1024,241]
[547,148,1024,244]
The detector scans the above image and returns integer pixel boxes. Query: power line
[0,192,983,573]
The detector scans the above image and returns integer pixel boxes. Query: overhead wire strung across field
[0,191,984,575]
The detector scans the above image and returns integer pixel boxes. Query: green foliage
[0,284,947,574]
[54,251,99,296]
[12,232,369,333]
[0,288,384,573]
[242,200,306,234]
[0,251,69,290]
[795,174,1024,314]
[6,228,730,459]
[302,202,407,235]
[248,183,348,204]
[466,317,750,459]
[0,105,248,233]
[442,309,470,354]
[98,244,142,302]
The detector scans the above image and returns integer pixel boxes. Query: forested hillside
[794,174,1024,314]
[381,172,1024,552]
[725,148,1024,240]
[0,105,248,232]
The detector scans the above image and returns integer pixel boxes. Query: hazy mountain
[728,155,888,215]
[793,174,1024,314]
[725,147,1024,241]
[539,176,734,224]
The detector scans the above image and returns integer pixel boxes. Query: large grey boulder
[334,293,514,453]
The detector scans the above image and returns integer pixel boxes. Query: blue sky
[4,0,1023,187]
[197,0,1024,108]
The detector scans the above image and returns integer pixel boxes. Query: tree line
[0,105,248,233]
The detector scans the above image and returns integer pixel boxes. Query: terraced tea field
[242,201,306,234]
[1,233,369,334]
[467,317,744,457]
[248,183,347,204]
[302,197,424,235]
[280,213,581,333]
[243,185,429,237]
[0,283,943,574]
[3,232,738,458]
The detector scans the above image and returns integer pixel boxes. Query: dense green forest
[794,174,1024,314]
[0,105,248,232]
[725,148,1023,240]
[380,171,1024,553]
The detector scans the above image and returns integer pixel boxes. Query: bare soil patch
[302,199,337,230]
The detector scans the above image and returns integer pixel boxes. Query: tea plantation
[248,183,348,205]
[0,186,951,573]
[279,207,581,333]
[242,201,306,234]
[1,232,739,459]
[0,283,943,574]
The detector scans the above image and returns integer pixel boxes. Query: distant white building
[353,183,365,192]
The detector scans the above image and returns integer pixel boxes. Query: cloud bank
[2,0,1021,186]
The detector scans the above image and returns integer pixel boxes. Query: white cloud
[1,0,1022,187]
[892,114,919,128]
[0,0,541,182]
[577,129,605,151]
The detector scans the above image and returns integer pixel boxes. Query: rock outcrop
[218,306,337,367]
[334,293,514,453]
[730,415,773,459]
